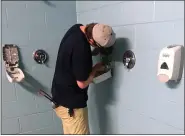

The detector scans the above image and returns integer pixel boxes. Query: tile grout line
[5,7,8,28]
[14,83,18,101]
[152,1,156,21]
[28,32,31,41]
[25,3,27,8]
[123,107,184,131]
[111,18,184,28]
[2,109,53,120]
[17,117,22,134]
[134,25,136,49]
[19,124,53,134]
[44,12,47,29]
[76,1,124,14]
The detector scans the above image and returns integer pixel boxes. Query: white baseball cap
[92,24,116,48]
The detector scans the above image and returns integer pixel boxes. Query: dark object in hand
[91,48,100,56]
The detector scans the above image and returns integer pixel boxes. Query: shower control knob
[123,50,136,69]
[33,49,48,64]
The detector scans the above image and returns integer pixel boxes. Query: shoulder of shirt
[70,25,87,45]
[61,24,88,51]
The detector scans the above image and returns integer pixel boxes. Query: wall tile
[21,112,63,135]
[2,77,17,102]
[77,3,124,26]
[172,20,184,45]
[15,83,35,102]
[135,22,174,50]
[2,100,38,118]
[76,1,123,13]
[21,125,62,134]
[77,1,154,26]
[2,1,76,134]
[113,25,135,50]
[155,1,184,21]
[2,118,20,134]
[118,108,183,134]
[35,95,53,112]
[19,111,53,133]
[121,1,154,25]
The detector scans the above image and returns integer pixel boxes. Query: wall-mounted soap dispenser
[2,44,25,83]
[157,45,184,83]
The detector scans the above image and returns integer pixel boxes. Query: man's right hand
[76,62,105,89]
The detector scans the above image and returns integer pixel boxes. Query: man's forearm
[76,70,96,89]
[85,70,96,86]
[76,63,105,89]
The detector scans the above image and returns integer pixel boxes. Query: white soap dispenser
[157,45,184,83]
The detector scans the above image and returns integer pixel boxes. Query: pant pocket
[54,106,70,119]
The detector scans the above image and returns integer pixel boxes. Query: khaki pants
[54,106,90,134]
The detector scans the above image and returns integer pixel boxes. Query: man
[51,23,116,134]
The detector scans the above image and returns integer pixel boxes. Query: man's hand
[76,62,105,89]
[92,62,105,73]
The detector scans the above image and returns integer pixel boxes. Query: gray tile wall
[76,1,184,134]
[1,1,77,134]
[0,0,2,133]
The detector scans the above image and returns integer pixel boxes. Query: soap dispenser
[157,45,184,83]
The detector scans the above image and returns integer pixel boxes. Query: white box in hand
[93,70,112,84]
